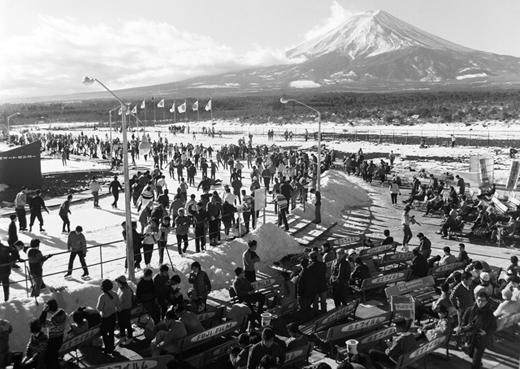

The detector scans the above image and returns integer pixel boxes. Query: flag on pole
[205,99,212,111]
[157,99,165,108]
[118,107,122,115]
[192,100,199,111]
[178,102,186,113]
[140,99,145,109]
[169,102,176,113]
[132,105,137,114]
[125,107,130,115]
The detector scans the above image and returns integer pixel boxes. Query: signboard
[359,243,395,258]
[339,313,392,334]
[0,141,42,200]
[190,320,239,343]
[89,355,174,369]
[254,188,266,210]
[202,338,238,365]
[385,276,435,299]
[479,157,494,188]
[506,161,520,191]
[390,294,415,321]
[364,270,410,288]
[331,234,366,247]
[381,252,413,266]
[59,327,100,353]
[300,300,358,334]
[408,336,446,360]
[359,326,397,346]
[251,278,276,290]
[428,262,465,278]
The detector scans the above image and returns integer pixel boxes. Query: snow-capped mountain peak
[286,10,472,59]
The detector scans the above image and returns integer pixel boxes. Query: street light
[7,112,20,145]
[108,105,120,158]
[280,98,322,191]
[82,76,135,281]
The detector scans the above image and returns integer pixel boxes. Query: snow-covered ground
[0,119,518,351]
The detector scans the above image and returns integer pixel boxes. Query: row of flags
[120,98,212,115]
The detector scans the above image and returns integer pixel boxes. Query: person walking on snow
[59,194,73,234]
[401,206,418,251]
[90,176,102,208]
[65,226,89,278]
[109,175,124,209]
[29,189,49,233]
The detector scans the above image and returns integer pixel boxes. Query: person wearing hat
[115,275,134,345]
[286,322,309,351]
[28,189,49,233]
[368,317,417,369]
[400,206,417,252]
[243,240,260,282]
[473,272,494,300]
[417,304,451,341]
[14,186,28,231]
[493,289,519,318]
[308,251,328,315]
[232,267,265,311]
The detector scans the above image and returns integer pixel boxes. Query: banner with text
[479,157,494,188]
[506,160,520,191]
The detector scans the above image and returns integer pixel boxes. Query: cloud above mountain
[304,1,358,41]
[0,16,299,99]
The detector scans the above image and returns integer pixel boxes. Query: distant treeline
[2,89,520,127]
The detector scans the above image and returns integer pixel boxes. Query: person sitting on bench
[349,257,371,288]
[232,267,265,312]
[417,305,452,341]
[368,317,417,369]
[423,193,443,216]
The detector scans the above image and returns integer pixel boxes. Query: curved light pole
[280,98,322,192]
[82,76,135,281]
[7,112,20,145]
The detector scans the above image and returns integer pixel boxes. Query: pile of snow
[293,170,371,225]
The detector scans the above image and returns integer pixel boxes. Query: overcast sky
[1,0,519,100]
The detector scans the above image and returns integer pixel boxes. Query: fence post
[99,245,103,280]
[355,130,358,141]
[367,131,369,141]
[488,131,490,147]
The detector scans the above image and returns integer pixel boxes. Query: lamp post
[82,76,135,281]
[280,98,322,191]
[7,113,20,145]
[108,105,120,158]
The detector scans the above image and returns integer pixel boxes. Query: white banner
[506,160,520,191]
[254,188,266,211]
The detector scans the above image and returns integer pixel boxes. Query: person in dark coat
[122,221,143,270]
[7,214,18,247]
[136,269,161,324]
[350,257,372,288]
[108,175,124,209]
[330,249,351,308]
[0,242,14,302]
[460,291,497,369]
[410,248,430,278]
[295,258,317,322]
[308,251,328,315]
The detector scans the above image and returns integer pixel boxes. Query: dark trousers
[158,240,167,264]
[125,249,142,269]
[195,227,206,252]
[245,270,256,283]
[112,192,119,207]
[368,349,395,369]
[296,297,314,322]
[1,276,9,301]
[67,251,89,275]
[242,292,266,309]
[100,313,117,353]
[263,178,270,191]
[243,212,252,232]
[391,193,398,205]
[176,234,188,254]
[117,308,133,338]
[143,300,161,324]
[142,243,154,264]
[402,225,412,246]
[29,212,43,228]
[16,208,27,230]
[332,283,349,308]
[278,208,289,230]
[60,215,70,232]
[92,191,99,207]
[208,219,219,241]
[45,335,63,369]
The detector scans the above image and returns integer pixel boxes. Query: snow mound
[289,80,321,88]
[293,170,371,224]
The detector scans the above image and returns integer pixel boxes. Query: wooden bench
[355,270,411,303]
[359,242,397,260]
[380,252,414,271]
[316,311,393,353]
[185,338,238,368]
[59,325,101,359]
[494,312,520,342]
[197,306,225,328]
[299,299,360,336]
[88,355,175,369]
[392,335,449,369]
[229,277,279,305]
[163,315,247,358]
[506,196,520,212]
[491,196,509,215]
[269,299,298,319]
[331,234,367,248]
[281,343,313,368]
[427,262,465,283]
[385,276,438,306]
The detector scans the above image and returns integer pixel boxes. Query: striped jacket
[39,309,67,338]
